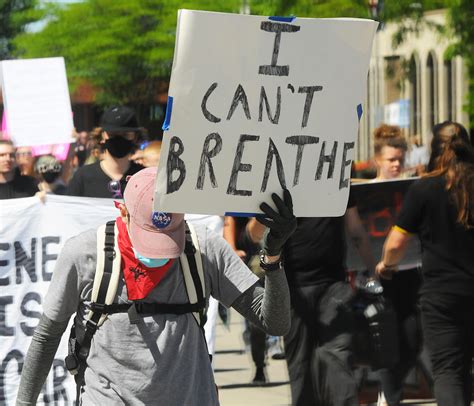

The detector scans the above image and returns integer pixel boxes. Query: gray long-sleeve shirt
[17,224,290,405]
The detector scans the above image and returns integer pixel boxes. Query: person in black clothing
[0,140,38,200]
[66,106,144,198]
[224,216,269,384]
[34,154,67,195]
[377,121,474,406]
[281,193,375,406]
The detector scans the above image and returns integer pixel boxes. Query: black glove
[256,189,297,256]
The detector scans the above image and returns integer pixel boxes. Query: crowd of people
[1,105,473,406]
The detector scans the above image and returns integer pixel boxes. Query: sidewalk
[213,309,291,405]
[213,309,438,406]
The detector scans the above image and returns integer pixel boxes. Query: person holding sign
[66,106,144,198]
[371,124,423,406]
[16,167,296,406]
[280,191,375,406]
[376,121,474,406]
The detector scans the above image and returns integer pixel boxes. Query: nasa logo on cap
[152,212,172,229]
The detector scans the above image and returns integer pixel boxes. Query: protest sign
[0,57,74,147]
[0,195,116,405]
[345,178,422,271]
[155,10,378,217]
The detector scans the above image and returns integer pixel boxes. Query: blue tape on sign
[225,212,259,218]
[162,96,174,131]
[269,16,296,23]
[357,104,363,121]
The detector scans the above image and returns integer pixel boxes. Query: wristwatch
[259,252,283,272]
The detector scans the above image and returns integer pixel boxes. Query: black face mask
[42,172,60,184]
[104,137,135,158]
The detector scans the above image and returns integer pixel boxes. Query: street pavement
[213,309,439,406]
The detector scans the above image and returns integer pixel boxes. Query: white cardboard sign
[155,10,377,217]
[0,57,74,147]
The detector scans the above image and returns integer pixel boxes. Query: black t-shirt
[0,170,39,200]
[283,192,356,288]
[66,161,143,198]
[396,176,474,297]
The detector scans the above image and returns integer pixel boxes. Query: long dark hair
[427,121,474,228]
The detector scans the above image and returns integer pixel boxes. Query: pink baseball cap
[123,167,185,258]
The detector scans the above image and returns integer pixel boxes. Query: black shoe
[271,351,285,360]
[252,367,266,385]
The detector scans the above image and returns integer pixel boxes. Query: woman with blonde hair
[376,121,474,406]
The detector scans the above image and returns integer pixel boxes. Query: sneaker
[252,366,267,385]
[377,392,388,406]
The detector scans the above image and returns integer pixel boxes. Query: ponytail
[427,122,474,228]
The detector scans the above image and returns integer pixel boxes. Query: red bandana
[116,217,175,300]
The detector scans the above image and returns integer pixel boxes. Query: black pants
[284,282,358,406]
[379,270,423,406]
[421,293,474,406]
[246,319,266,368]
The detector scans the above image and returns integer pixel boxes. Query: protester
[66,106,144,198]
[15,146,35,177]
[376,121,474,406]
[372,124,408,181]
[224,216,270,384]
[73,131,89,168]
[0,140,38,199]
[16,167,296,405]
[371,124,422,406]
[280,191,375,406]
[34,154,67,195]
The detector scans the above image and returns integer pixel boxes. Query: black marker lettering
[339,142,354,189]
[298,86,323,128]
[201,82,221,123]
[315,141,338,180]
[259,22,301,76]
[227,134,260,196]
[167,136,186,194]
[20,292,42,336]
[0,297,14,336]
[42,236,59,282]
[196,133,222,190]
[0,243,10,286]
[261,138,287,192]
[259,86,281,124]
[285,136,319,186]
[227,84,251,121]
[15,239,37,284]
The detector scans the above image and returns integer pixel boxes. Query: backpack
[65,220,207,388]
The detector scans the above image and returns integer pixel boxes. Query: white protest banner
[0,195,116,405]
[155,10,378,217]
[0,57,74,147]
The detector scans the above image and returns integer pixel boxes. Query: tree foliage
[13,0,242,108]
[13,0,472,126]
[0,0,38,59]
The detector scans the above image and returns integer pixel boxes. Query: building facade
[357,9,469,161]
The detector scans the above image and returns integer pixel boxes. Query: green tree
[0,0,38,59]
[13,0,242,114]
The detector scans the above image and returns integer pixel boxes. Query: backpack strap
[180,221,207,327]
[79,220,121,359]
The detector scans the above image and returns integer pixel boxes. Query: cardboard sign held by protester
[155,10,378,217]
[0,57,74,147]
